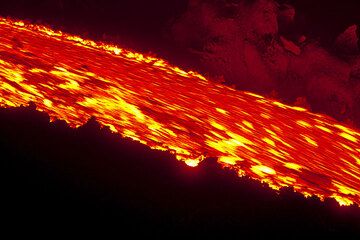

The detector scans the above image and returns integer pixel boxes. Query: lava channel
[0,18,359,206]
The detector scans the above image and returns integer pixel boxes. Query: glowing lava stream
[0,18,359,206]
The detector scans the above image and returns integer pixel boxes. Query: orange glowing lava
[0,18,359,206]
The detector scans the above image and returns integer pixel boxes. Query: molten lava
[0,18,359,206]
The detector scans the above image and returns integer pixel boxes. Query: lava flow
[0,18,359,206]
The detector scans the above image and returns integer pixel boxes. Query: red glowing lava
[0,18,359,206]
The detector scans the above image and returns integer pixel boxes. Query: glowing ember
[0,18,359,206]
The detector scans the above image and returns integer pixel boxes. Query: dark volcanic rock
[334,25,359,56]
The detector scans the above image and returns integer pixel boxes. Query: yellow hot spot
[185,159,200,167]
[0,67,25,83]
[265,128,276,136]
[153,60,166,67]
[331,194,353,206]
[303,192,313,198]
[315,125,332,133]
[210,120,226,131]
[83,94,148,123]
[0,59,11,66]
[250,158,261,164]
[284,162,302,171]
[103,123,117,133]
[272,101,287,109]
[341,169,360,181]
[291,106,306,112]
[144,56,158,64]
[123,129,141,142]
[351,154,360,165]
[185,113,202,122]
[112,47,121,55]
[14,21,25,27]
[51,67,87,82]
[272,101,307,112]
[245,92,264,99]
[188,71,207,81]
[268,148,286,159]
[147,134,160,143]
[22,84,44,97]
[279,149,290,157]
[333,182,360,196]
[302,135,318,147]
[261,178,280,190]
[125,52,144,62]
[163,128,177,137]
[237,124,252,133]
[85,71,96,77]
[22,94,36,102]
[218,156,242,165]
[242,120,254,129]
[227,132,253,145]
[334,124,354,134]
[43,99,53,107]
[29,68,47,74]
[209,130,226,139]
[271,124,282,132]
[260,113,271,119]
[271,135,294,149]
[168,146,191,156]
[278,176,296,184]
[243,145,258,154]
[0,42,17,50]
[32,24,63,37]
[338,132,357,143]
[262,137,275,147]
[1,82,16,93]
[148,121,162,131]
[58,79,80,90]
[171,123,188,132]
[251,165,276,176]
[206,138,242,155]
[282,141,294,149]
[215,108,227,114]
[238,169,246,177]
[0,97,15,107]
[296,120,311,128]
[172,67,188,77]
[239,110,251,117]
[340,143,353,152]
[115,98,146,123]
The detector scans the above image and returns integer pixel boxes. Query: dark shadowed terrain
[2,105,360,236]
